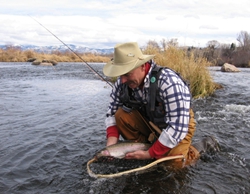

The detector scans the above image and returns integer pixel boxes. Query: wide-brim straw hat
[103,42,155,77]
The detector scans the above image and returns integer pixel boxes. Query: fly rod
[29,16,113,88]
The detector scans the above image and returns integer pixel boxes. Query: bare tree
[203,40,220,65]
[160,39,167,51]
[159,38,178,50]
[237,31,250,51]
[146,40,160,49]
[219,43,236,64]
[167,38,178,47]
[206,40,220,49]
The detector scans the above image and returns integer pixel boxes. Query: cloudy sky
[0,0,250,49]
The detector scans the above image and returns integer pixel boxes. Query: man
[103,42,218,167]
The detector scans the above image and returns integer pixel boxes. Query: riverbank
[0,47,111,63]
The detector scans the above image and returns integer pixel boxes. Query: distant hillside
[0,44,114,55]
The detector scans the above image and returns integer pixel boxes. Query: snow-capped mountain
[0,44,114,55]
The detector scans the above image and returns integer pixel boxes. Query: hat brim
[103,55,154,77]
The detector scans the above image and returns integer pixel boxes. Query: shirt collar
[144,60,156,89]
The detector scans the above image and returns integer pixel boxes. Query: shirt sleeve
[157,69,191,148]
[106,125,120,139]
[105,79,123,134]
[148,139,171,159]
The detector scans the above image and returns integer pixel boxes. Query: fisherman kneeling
[103,42,219,167]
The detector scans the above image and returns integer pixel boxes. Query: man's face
[120,64,145,89]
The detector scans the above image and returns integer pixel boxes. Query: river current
[0,62,249,194]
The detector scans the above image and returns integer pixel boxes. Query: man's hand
[125,150,152,160]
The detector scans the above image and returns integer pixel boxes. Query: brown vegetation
[0,46,111,63]
[143,42,217,98]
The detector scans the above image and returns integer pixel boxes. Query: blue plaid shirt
[105,60,191,148]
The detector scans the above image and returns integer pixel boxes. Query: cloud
[155,16,167,21]
[184,14,200,19]
[0,0,250,48]
[199,25,219,30]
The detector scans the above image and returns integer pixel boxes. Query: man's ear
[141,63,146,71]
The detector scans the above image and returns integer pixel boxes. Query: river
[0,62,249,194]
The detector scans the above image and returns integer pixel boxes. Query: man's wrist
[106,136,118,146]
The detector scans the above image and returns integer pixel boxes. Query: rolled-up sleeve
[158,70,191,148]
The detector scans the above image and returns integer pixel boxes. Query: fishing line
[87,155,184,178]
[29,15,113,88]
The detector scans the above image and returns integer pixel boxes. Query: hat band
[113,57,142,66]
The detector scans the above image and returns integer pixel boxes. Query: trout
[96,142,151,159]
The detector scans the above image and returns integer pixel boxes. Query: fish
[95,142,151,159]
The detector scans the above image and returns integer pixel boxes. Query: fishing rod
[29,16,113,88]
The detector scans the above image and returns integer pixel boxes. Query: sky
[0,0,250,49]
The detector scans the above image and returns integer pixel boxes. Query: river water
[0,62,249,194]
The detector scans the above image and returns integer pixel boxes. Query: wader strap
[148,66,162,122]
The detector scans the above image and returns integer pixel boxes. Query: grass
[144,46,219,98]
[0,48,110,63]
